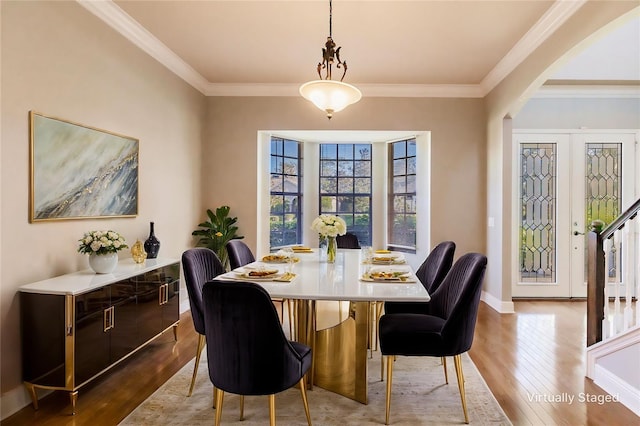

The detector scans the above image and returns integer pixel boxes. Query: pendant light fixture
[299,0,361,119]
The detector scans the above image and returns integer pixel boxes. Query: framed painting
[29,111,139,222]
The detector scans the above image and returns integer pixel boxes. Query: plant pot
[89,252,118,274]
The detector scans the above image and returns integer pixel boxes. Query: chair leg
[453,354,469,424]
[214,390,224,426]
[268,394,276,426]
[188,334,206,397]
[298,377,312,425]
[442,356,448,384]
[385,355,394,425]
[212,387,218,409]
[239,395,245,420]
[380,352,384,381]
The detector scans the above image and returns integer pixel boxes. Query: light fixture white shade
[299,80,362,118]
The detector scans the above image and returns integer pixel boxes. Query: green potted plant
[192,206,244,270]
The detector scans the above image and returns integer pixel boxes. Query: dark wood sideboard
[19,258,180,414]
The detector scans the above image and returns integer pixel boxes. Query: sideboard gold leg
[69,391,78,415]
[172,322,179,341]
[24,382,38,410]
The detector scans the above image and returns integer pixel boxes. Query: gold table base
[295,300,371,404]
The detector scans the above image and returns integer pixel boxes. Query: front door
[513,132,636,298]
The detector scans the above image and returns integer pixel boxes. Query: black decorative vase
[144,221,161,259]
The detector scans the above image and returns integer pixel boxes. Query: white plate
[234,270,281,280]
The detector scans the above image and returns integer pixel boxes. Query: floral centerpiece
[311,214,347,263]
[78,230,128,273]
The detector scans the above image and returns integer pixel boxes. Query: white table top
[216,249,430,302]
[19,258,179,296]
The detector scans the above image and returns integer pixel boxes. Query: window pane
[338,144,353,159]
[355,144,371,160]
[337,161,354,177]
[284,175,298,192]
[337,196,353,213]
[338,178,354,193]
[354,178,371,193]
[270,156,282,174]
[393,176,406,193]
[407,140,416,157]
[270,174,283,192]
[354,196,370,213]
[320,177,337,193]
[284,195,299,213]
[393,142,406,159]
[407,156,416,174]
[271,139,283,156]
[320,144,337,159]
[321,160,337,176]
[283,140,298,157]
[393,158,406,176]
[405,196,416,213]
[393,195,405,213]
[354,160,370,177]
[406,175,416,193]
[283,157,298,175]
[270,195,284,214]
[321,196,336,211]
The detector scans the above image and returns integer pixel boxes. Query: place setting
[360,267,417,283]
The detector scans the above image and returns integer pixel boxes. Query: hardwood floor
[469,300,638,426]
[3,301,638,425]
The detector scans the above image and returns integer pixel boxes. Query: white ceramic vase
[89,252,118,274]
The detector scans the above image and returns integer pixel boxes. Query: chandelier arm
[340,61,347,82]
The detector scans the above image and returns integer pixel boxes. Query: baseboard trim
[593,363,640,416]
[0,384,51,421]
[481,290,515,313]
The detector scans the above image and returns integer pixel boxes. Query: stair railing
[587,198,640,346]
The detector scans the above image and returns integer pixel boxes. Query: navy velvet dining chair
[181,248,226,397]
[383,241,456,315]
[226,239,293,335]
[336,232,361,249]
[226,239,256,271]
[202,279,312,426]
[378,252,487,425]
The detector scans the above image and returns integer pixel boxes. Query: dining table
[215,248,430,404]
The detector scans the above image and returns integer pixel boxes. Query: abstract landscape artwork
[30,111,139,222]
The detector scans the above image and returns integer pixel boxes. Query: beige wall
[0,1,205,416]
[204,96,487,259]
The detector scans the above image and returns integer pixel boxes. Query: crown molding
[533,85,640,98]
[77,0,209,93]
[480,0,587,94]
[79,0,582,99]
[204,83,485,98]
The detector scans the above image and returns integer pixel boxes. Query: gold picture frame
[29,111,139,222]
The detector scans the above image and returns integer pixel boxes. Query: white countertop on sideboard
[19,258,180,296]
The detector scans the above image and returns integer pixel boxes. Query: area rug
[120,351,511,425]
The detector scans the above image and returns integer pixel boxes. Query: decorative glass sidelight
[585,143,622,279]
[519,143,556,282]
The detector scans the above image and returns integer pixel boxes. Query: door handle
[573,230,584,236]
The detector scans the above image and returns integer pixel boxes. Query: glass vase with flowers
[311,214,347,263]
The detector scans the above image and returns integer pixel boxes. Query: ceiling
[80,0,639,98]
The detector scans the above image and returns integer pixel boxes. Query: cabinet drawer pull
[103,306,115,332]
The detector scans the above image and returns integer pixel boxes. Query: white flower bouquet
[311,214,347,237]
[78,230,128,255]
